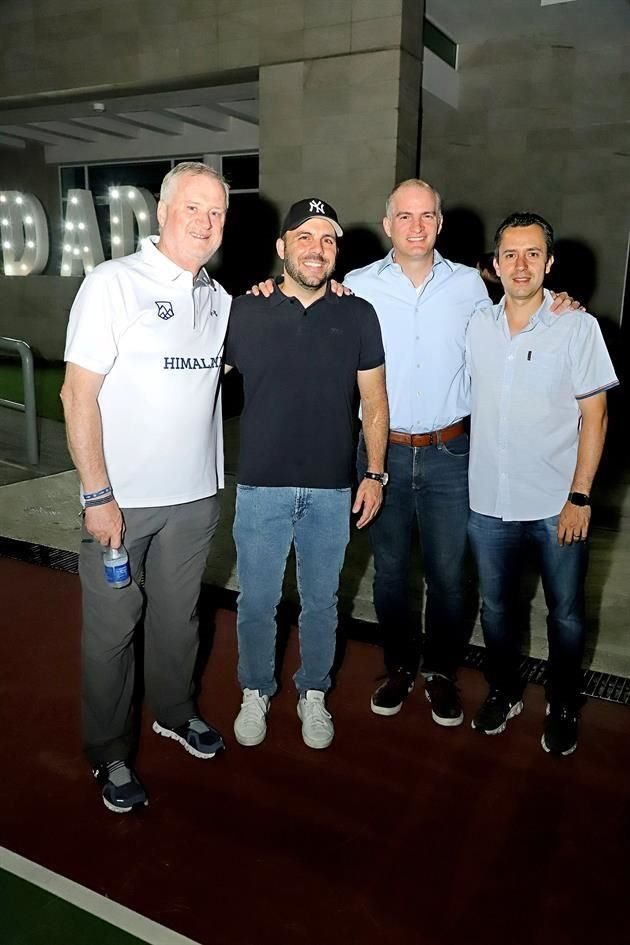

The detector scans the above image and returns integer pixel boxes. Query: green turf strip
[0,868,151,945]
[0,361,65,422]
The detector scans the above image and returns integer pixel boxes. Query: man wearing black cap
[224,198,389,750]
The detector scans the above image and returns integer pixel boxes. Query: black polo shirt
[225,285,384,488]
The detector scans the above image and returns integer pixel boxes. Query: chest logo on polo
[163,356,223,370]
[155,301,175,320]
[309,200,325,214]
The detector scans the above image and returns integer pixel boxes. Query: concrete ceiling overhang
[0,80,259,163]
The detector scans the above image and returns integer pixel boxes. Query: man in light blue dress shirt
[466,211,618,756]
[345,179,491,725]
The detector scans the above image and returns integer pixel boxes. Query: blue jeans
[357,432,470,678]
[233,485,351,696]
[468,510,587,708]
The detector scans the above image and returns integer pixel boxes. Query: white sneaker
[234,688,270,746]
[297,690,334,750]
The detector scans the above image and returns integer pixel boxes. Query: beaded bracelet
[83,486,112,501]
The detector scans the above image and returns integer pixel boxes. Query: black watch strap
[568,492,590,507]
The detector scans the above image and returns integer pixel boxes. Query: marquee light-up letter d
[0,191,49,276]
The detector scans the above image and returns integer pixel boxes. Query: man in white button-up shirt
[466,211,618,756]
[61,163,232,812]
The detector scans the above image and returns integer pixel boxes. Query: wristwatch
[365,471,389,486]
[568,492,590,507]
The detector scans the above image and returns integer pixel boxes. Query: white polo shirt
[466,290,618,521]
[65,237,231,508]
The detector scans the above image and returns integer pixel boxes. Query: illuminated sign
[0,191,49,276]
[0,187,158,277]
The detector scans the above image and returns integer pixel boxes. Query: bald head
[385,179,443,223]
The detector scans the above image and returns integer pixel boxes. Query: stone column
[258,0,424,232]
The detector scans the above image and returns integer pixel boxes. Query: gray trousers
[80,496,220,765]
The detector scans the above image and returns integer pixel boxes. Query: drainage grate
[0,536,78,574]
[2,535,630,707]
[460,645,630,705]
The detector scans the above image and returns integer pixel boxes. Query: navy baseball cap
[280,198,343,237]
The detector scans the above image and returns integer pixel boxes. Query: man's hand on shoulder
[330,279,353,297]
[549,290,584,314]
[247,279,276,298]
[246,277,353,298]
[84,501,124,548]
[557,500,591,545]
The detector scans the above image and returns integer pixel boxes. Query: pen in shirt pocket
[527,351,532,361]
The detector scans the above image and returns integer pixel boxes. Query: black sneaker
[370,669,415,716]
[541,704,579,756]
[92,760,148,814]
[471,689,523,735]
[152,716,225,759]
[424,675,464,727]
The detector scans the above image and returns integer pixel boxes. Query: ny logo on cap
[309,200,325,215]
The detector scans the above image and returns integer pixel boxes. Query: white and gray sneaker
[297,690,334,750]
[234,688,270,746]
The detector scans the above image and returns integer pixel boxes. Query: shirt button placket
[497,343,518,517]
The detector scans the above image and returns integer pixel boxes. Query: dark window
[87,161,172,203]
[60,165,85,194]
[424,19,458,69]
[222,154,259,191]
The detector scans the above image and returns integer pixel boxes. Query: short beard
[284,253,333,292]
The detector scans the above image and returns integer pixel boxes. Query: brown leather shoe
[370,669,415,717]
[424,675,464,727]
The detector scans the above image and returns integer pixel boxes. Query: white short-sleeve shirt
[64,237,232,508]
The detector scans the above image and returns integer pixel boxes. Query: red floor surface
[1,556,630,945]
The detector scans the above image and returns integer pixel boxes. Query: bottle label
[104,562,130,584]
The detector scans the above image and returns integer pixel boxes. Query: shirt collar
[140,236,214,287]
[267,277,340,309]
[376,247,454,276]
[495,288,555,325]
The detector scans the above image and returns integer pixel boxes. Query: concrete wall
[0,0,424,356]
[421,33,630,323]
[258,0,424,229]
[0,0,258,98]
[0,276,81,361]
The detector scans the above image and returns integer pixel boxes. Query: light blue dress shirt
[466,289,619,521]
[344,250,490,433]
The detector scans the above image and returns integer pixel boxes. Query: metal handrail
[0,336,39,466]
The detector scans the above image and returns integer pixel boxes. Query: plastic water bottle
[103,545,131,588]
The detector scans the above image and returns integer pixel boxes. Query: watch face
[366,471,388,485]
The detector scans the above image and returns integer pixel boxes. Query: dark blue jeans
[468,510,587,708]
[357,433,470,678]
